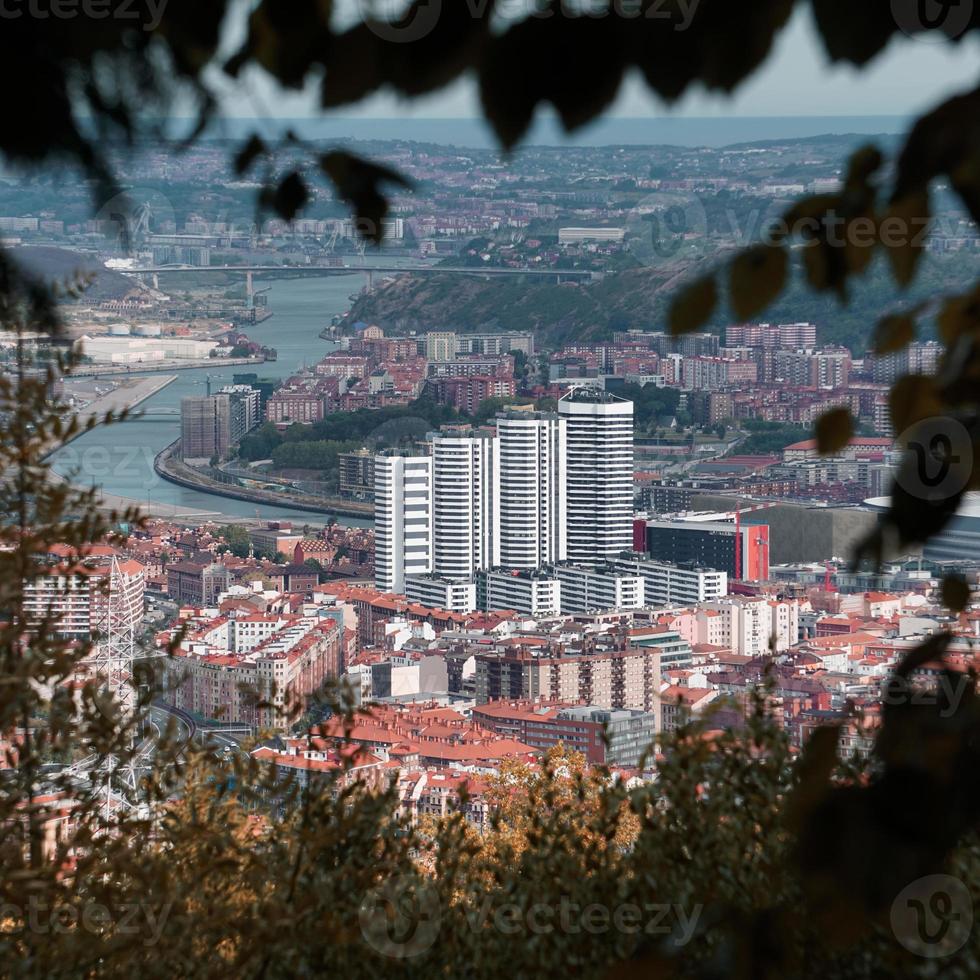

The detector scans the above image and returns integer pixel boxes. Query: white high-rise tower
[430,428,499,579]
[374,454,433,593]
[558,388,634,563]
[497,412,567,569]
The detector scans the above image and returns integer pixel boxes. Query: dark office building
[641,519,769,581]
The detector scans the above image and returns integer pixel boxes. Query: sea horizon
[172,113,910,150]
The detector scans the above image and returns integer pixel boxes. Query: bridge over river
[123,262,597,295]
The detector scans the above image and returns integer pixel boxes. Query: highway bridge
[123,262,596,294]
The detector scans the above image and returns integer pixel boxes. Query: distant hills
[8,246,136,302]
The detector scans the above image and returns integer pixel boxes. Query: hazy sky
[213,4,980,120]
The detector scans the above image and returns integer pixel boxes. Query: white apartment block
[697,596,800,657]
[549,563,645,613]
[558,227,626,244]
[405,574,478,614]
[478,569,562,618]
[496,412,567,569]
[612,555,728,605]
[374,454,434,594]
[558,388,634,563]
[430,430,499,580]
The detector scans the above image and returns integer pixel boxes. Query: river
[51,275,373,526]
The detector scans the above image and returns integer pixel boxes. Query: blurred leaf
[320,150,412,244]
[729,244,788,320]
[785,725,839,832]
[815,408,853,455]
[881,193,930,287]
[889,374,942,434]
[668,275,718,336]
[233,134,266,176]
[937,285,980,345]
[264,171,308,221]
[941,575,971,612]
[872,313,916,355]
[811,0,901,65]
[894,86,980,225]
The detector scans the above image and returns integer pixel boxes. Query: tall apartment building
[771,349,851,388]
[477,568,562,618]
[548,562,645,613]
[425,331,458,362]
[558,388,634,563]
[726,322,817,348]
[497,412,567,568]
[869,340,942,384]
[427,375,517,414]
[612,555,728,605]
[474,644,661,712]
[456,331,534,357]
[218,385,261,432]
[473,701,658,765]
[697,596,800,656]
[405,574,478,613]
[430,429,499,580]
[427,355,514,379]
[180,393,245,460]
[338,449,376,499]
[24,557,145,639]
[167,613,343,730]
[681,356,758,391]
[374,454,434,594]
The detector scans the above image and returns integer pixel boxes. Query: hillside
[349,249,980,352]
[347,263,696,346]
[9,245,137,302]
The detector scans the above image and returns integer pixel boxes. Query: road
[69,374,178,428]
[66,356,265,378]
[125,263,594,281]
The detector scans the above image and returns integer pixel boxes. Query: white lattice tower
[90,556,138,715]
[89,556,141,816]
